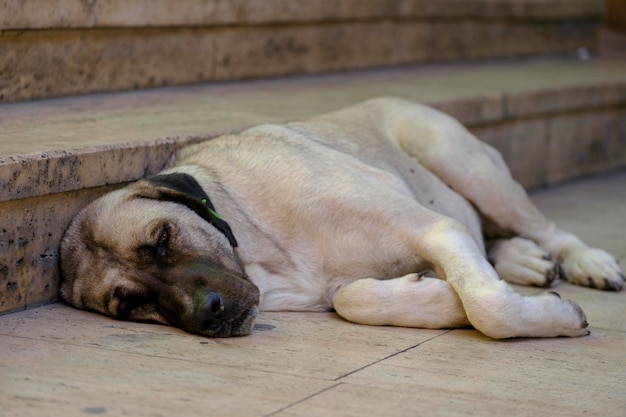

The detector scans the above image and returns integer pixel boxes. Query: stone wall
[0,0,603,102]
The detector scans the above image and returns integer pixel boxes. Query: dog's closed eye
[155,225,170,258]
[136,223,171,262]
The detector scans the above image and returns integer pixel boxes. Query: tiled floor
[1,171,625,417]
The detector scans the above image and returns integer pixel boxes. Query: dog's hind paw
[561,248,624,291]
[488,237,559,288]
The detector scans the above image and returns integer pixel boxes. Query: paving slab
[292,328,626,417]
[1,335,335,417]
[0,305,444,380]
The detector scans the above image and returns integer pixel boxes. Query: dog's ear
[135,173,238,247]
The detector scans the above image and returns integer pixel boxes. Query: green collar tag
[202,198,222,220]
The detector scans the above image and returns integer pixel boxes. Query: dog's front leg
[332,274,470,329]
[417,219,590,339]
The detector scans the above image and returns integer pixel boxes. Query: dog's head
[59,173,260,337]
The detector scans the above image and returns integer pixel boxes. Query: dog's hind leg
[332,273,470,329]
[382,98,623,291]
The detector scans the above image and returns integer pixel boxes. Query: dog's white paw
[489,237,559,287]
[561,248,624,291]
[466,287,590,339]
[534,291,590,338]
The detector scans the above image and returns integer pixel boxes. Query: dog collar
[200,198,239,248]
[203,200,222,219]
[146,173,239,248]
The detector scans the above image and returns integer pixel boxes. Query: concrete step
[0,0,604,102]
[1,57,626,315]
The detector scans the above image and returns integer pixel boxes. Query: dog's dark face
[59,174,260,337]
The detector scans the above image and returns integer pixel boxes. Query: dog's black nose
[203,291,224,314]
[197,291,225,328]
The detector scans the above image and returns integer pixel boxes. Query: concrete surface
[2,0,603,29]
[1,170,625,417]
[0,0,602,102]
[4,58,626,196]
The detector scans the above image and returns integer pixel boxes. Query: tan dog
[59,97,624,338]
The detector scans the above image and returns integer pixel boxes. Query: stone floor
[1,171,625,417]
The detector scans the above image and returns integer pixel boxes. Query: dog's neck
[145,173,239,248]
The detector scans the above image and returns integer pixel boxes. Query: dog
[59,97,624,339]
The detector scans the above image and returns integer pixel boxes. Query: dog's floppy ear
[135,173,238,247]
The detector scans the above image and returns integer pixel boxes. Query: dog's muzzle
[192,290,259,337]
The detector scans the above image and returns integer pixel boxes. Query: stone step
[1,57,626,315]
[0,0,603,102]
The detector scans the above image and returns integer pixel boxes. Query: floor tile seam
[0,332,337,382]
[331,330,453,382]
[261,382,343,417]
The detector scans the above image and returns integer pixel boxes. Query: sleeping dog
[59,97,624,338]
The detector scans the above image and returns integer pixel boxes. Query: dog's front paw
[466,286,590,338]
[561,248,624,291]
[537,291,590,337]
